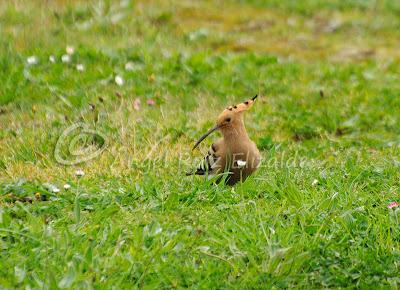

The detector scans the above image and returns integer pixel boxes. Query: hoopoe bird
[188,95,261,185]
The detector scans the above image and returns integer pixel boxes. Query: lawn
[1,0,400,288]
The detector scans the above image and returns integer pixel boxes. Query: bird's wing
[188,140,224,176]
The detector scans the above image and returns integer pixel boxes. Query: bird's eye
[244,101,249,105]
[225,118,231,122]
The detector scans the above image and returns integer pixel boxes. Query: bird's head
[192,95,258,150]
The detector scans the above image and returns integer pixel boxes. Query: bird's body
[189,95,261,185]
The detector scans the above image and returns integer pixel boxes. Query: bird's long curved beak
[192,125,220,150]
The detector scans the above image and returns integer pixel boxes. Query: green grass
[1,0,400,288]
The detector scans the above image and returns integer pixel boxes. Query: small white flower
[75,169,85,177]
[76,64,84,71]
[125,62,135,71]
[49,55,56,63]
[154,225,162,235]
[52,187,60,193]
[115,75,124,86]
[66,46,75,55]
[312,179,319,186]
[63,184,71,190]
[61,54,71,63]
[198,246,210,252]
[27,56,38,65]
[237,160,247,168]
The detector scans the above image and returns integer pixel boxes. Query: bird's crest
[224,94,258,114]
[192,95,258,150]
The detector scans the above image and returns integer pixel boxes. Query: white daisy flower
[49,55,56,63]
[312,179,319,186]
[75,169,85,177]
[198,246,210,252]
[76,64,85,71]
[63,184,71,190]
[52,187,60,193]
[61,54,71,63]
[66,46,75,55]
[27,56,38,65]
[115,75,124,86]
[125,62,135,71]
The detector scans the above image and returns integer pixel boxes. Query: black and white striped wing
[190,144,220,176]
